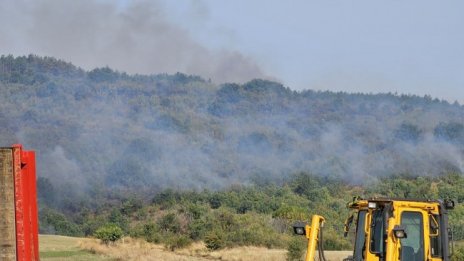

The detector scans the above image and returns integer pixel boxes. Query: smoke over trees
[0,55,463,200]
[0,0,265,84]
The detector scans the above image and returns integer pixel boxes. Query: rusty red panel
[22,150,39,261]
[12,144,39,261]
[12,145,27,261]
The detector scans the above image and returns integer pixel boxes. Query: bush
[165,235,192,251]
[322,230,351,250]
[39,208,83,236]
[158,213,181,233]
[204,231,225,250]
[142,223,162,243]
[451,245,464,261]
[94,223,123,245]
[188,219,208,240]
[209,195,222,209]
[81,216,107,236]
[287,236,306,261]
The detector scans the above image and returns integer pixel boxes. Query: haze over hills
[1,55,463,200]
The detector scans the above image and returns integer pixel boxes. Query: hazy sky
[1,0,463,103]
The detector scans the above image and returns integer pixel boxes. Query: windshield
[353,211,367,261]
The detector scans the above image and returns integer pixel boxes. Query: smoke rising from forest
[0,0,265,84]
[1,0,464,200]
[1,54,462,202]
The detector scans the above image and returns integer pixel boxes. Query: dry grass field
[40,234,351,261]
[79,237,352,261]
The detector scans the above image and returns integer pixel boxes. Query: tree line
[38,172,464,251]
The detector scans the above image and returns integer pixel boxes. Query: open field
[40,234,351,261]
[39,235,113,261]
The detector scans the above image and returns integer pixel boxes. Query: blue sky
[161,0,464,102]
[2,0,463,103]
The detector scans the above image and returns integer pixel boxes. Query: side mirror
[293,221,308,236]
[393,225,407,239]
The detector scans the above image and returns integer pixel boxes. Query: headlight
[293,221,307,236]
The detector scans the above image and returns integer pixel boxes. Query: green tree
[39,208,83,236]
[94,223,123,245]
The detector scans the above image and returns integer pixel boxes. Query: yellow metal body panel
[350,199,444,261]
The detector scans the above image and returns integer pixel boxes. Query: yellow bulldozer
[293,197,456,261]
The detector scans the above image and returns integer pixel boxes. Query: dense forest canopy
[1,55,463,198]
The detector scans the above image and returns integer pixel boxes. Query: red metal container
[0,145,39,261]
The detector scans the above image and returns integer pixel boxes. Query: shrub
[286,236,305,261]
[188,219,208,240]
[322,230,351,250]
[39,208,83,236]
[451,245,464,261]
[204,231,225,250]
[82,216,106,236]
[158,213,181,233]
[209,195,222,209]
[142,223,162,243]
[94,223,123,245]
[165,234,192,251]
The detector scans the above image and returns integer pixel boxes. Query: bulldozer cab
[345,198,455,261]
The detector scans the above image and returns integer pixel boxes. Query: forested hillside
[1,55,463,194]
[1,55,464,252]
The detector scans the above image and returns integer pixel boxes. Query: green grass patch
[40,250,88,258]
[39,235,114,261]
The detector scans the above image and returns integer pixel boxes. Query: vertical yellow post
[305,215,325,261]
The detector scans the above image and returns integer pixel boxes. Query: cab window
[370,208,385,255]
[400,211,424,261]
[353,211,366,261]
